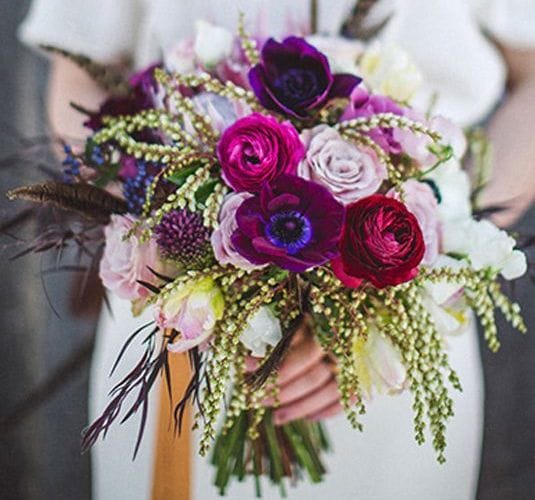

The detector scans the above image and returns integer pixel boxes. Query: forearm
[47,55,107,144]
[480,50,535,228]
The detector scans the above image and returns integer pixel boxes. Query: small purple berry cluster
[122,160,161,215]
[154,209,213,268]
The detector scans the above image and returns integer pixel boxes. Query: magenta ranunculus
[217,113,304,193]
[341,86,405,153]
[231,175,345,272]
[388,180,441,265]
[335,194,425,288]
[249,37,361,118]
[99,214,161,301]
[298,125,387,205]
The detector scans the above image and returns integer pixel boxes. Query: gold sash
[151,353,192,500]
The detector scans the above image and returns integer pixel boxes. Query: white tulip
[353,326,407,399]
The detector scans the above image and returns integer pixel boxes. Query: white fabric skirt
[90,295,483,500]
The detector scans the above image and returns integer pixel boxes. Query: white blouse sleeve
[19,0,142,62]
[476,0,535,48]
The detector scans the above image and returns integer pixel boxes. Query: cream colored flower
[360,43,423,102]
[353,327,407,399]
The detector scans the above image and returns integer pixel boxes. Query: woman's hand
[248,326,343,425]
[479,44,535,228]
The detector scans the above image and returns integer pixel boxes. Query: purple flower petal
[329,74,362,99]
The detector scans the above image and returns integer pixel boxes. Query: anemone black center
[266,210,312,254]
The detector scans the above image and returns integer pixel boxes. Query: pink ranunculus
[394,110,467,167]
[388,180,441,265]
[216,113,305,193]
[99,215,160,301]
[340,86,405,154]
[298,125,387,205]
[211,192,264,271]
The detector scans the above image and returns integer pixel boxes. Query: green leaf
[165,164,200,187]
[195,179,219,206]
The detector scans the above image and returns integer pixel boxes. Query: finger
[273,379,340,425]
[276,361,333,406]
[277,337,325,386]
[244,356,259,373]
[307,400,344,421]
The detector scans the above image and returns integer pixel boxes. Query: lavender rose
[249,37,361,118]
[217,113,304,193]
[211,192,264,270]
[298,125,387,205]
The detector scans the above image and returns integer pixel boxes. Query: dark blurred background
[0,2,533,500]
[0,2,93,499]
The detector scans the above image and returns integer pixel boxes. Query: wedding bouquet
[5,17,528,497]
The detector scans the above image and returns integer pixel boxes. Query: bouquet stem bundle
[212,409,329,497]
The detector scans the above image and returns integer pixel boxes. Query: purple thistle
[154,209,213,268]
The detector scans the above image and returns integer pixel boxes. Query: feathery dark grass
[81,326,179,458]
[7,181,127,224]
[173,347,207,434]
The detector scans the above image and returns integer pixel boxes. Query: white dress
[20,1,535,499]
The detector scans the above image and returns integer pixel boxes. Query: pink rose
[394,111,467,167]
[211,192,263,270]
[99,215,160,301]
[388,180,441,265]
[216,113,304,193]
[298,125,386,205]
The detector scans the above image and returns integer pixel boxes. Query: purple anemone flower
[249,37,361,119]
[231,175,345,272]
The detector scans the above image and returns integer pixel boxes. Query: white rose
[194,21,233,68]
[240,307,282,357]
[442,218,527,280]
[360,43,423,102]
